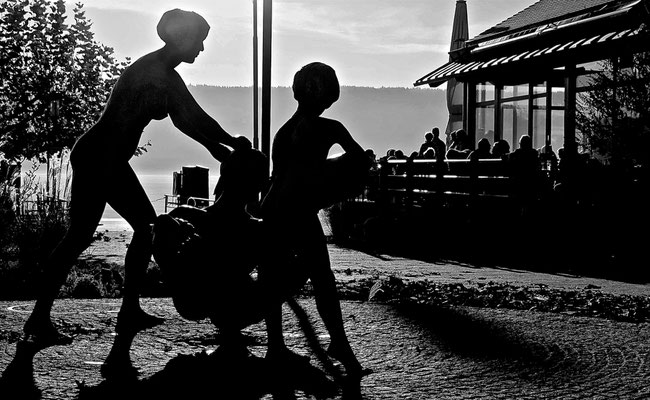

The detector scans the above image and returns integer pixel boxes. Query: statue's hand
[233,135,252,151]
[209,143,232,162]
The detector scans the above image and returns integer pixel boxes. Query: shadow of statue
[78,344,340,400]
[393,303,545,361]
[0,340,43,400]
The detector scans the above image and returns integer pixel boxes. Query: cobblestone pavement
[1,297,649,400]
[326,245,650,297]
[1,243,650,399]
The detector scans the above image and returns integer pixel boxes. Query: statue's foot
[23,317,73,348]
[327,342,372,379]
[100,358,140,380]
[213,343,251,360]
[266,346,311,366]
[115,309,165,334]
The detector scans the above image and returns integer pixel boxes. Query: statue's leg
[261,218,311,362]
[105,164,160,333]
[307,218,366,376]
[24,169,106,344]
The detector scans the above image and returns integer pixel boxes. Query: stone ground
[1,240,649,399]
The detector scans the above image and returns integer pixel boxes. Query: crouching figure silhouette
[152,148,269,348]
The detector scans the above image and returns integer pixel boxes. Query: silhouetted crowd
[365,126,616,202]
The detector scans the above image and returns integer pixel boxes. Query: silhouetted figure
[430,127,447,162]
[509,135,540,216]
[382,149,396,162]
[23,9,250,347]
[452,129,471,151]
[365,148,377,167]
[446,129,471,159]
[161,148,268,330]
[99,148,269,379]
[468,137,492,161]
[491,139,511,160]
[260,62,370,379]
[539,144,558,176]
[418,131,435,158]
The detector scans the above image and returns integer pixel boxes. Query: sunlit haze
[78,0,539,87]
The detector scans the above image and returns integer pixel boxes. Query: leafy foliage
[577,44,650,169]
[0,0,129,162]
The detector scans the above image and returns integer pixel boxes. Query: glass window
[501,100,529,150]
[552,87,565,107]
[476,105,495,146]
[501,84,530,100]
[501,85,515,99]
[515,84,529,97]
[532,83,546,95]
[476,83,495,103]
[551,110,565,152]
[532,97,546,149]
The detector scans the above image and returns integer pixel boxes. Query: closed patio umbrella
[445,0,469,142]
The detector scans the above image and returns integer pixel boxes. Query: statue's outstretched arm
[168,76,236,162]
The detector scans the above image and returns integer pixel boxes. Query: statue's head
[157,9,210,63]
[292,62,340,113]
[215,148,268,204]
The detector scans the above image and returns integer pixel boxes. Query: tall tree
[0,0,129,163]
[577,47,650,170]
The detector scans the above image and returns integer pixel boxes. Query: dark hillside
[130,85,447,174]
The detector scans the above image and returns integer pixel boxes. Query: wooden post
[405,159,413,208]
[494,83,502,142]
[545,80,552,147]
[466,81,476,149]
[564,65,577,154]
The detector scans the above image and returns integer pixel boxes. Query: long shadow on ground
[389,302,599,384]
[391,303,548,362]
[335,235,650,285]
[76,348,339,400]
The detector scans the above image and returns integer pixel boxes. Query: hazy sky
[78,0,539,88]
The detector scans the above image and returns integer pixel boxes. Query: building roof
[472,0,620,42]
[415,0,649,87]
[415,25,646,87]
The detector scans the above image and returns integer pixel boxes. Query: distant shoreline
[97,209,333,236]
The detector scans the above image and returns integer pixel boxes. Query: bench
[353,158,515,210]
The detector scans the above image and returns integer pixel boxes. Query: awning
[414,24,646,87]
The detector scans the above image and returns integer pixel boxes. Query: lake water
[97,174,332,235]
[28,170,331,234]
[99,174,220,231]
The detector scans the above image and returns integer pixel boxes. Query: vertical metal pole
[546,80,553,147]
[252,0,259,150]
[261,0,272,164]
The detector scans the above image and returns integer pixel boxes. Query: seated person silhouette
[152,148,269,348]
